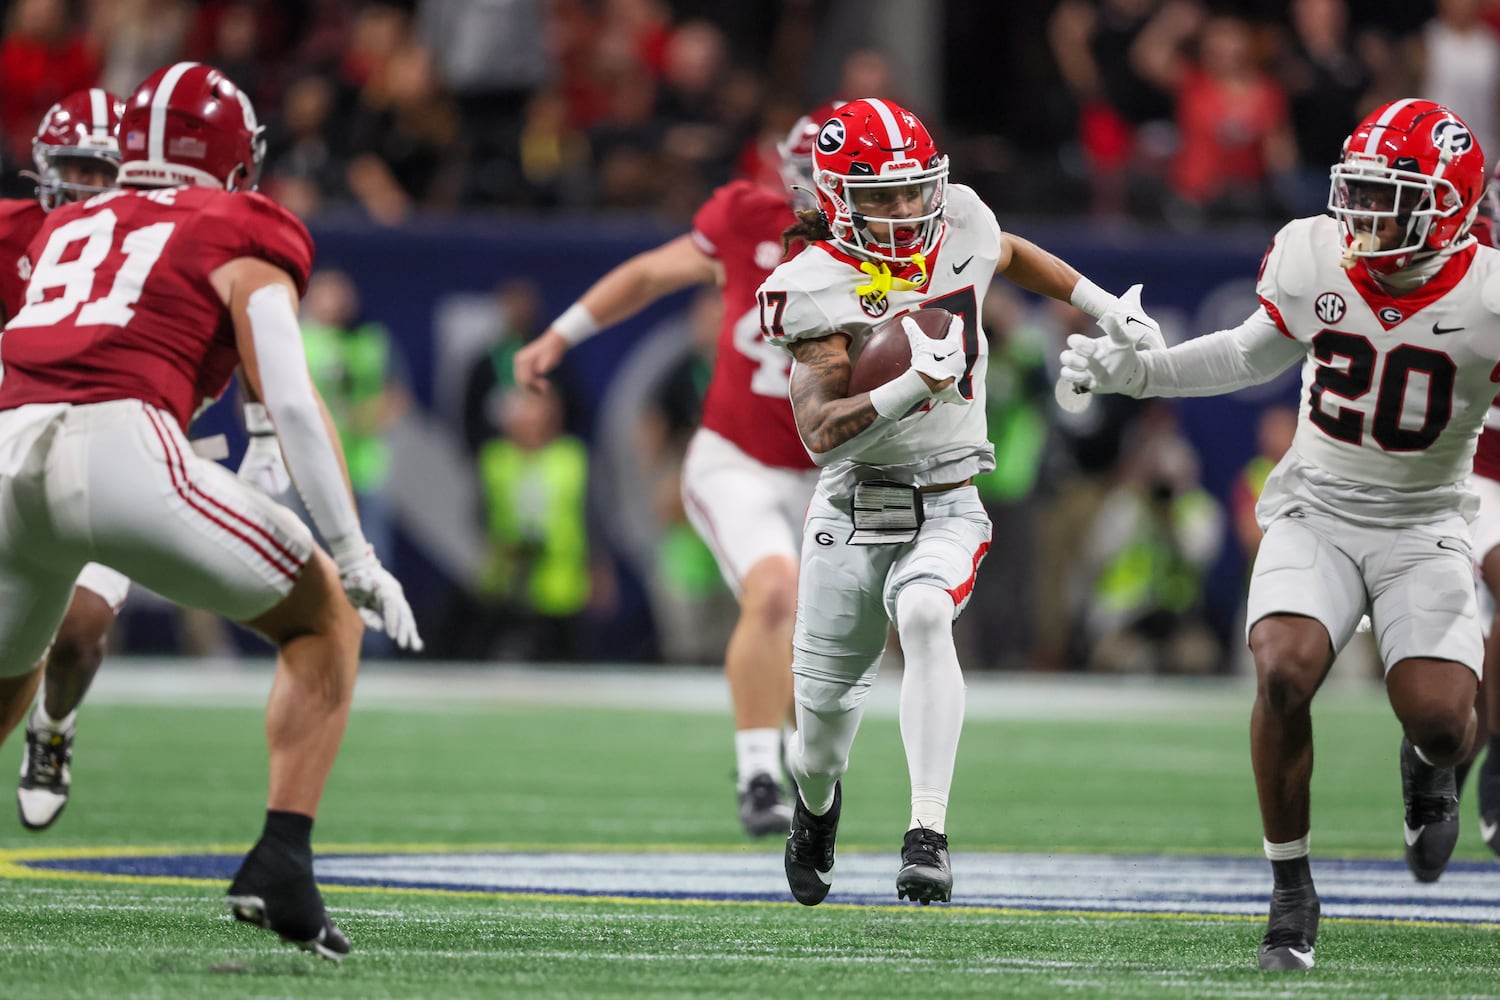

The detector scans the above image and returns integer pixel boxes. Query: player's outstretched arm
[216,256,422,651]
[514,234,718,392]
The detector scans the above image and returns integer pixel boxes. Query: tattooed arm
[786,334,940,466]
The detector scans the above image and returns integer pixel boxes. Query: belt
[918,477,973,495]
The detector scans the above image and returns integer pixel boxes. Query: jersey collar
[1346,244,1477,331]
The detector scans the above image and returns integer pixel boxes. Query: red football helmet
[118,62,265,192]
[776,99,846,210]
[32,88,124,211]
[1328,98,1487,271]
[811,98,948,263]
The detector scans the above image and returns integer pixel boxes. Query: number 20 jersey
[0,185,313,431]
[1258,214,1500,520]
[759,183,1000,495]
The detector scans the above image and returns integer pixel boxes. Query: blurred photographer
[1072,408,1223,673]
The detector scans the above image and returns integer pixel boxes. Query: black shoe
[738,772,793,838]
[1401,738,1460,883]
[17,720,72,831]
[1477,752,1500,856]
[784,782,840,906]
[896,827,952,904]
[1258,882,1320,971]
[226,838,350,962]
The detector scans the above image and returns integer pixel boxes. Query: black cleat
[1258,882,1320,971]
[1477,753,1500,856]
[17,720,72,831]
[784,782,840,906]
[896,827,952,904]
[738,772,793,838]
[226,839,349,962]
[1401,738,1460,883]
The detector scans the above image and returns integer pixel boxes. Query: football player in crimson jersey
[1061,99,1496,970]
[0,62,421,960]
[513,102,845,839]
[4,88,137,834]
[757,98,1158,908]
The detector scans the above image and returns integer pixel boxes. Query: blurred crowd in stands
[6,0,1491,226]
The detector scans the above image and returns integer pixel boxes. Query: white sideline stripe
[80,659,1392,720]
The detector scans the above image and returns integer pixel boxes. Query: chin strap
[855,252,928,303]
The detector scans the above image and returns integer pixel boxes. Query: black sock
[261,810,314,852]
[1271,855,1313,890]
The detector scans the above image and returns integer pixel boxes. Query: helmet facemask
[33,144,120,211]
[819,158,947,264]
[1329,150,1471,271]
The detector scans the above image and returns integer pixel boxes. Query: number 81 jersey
[0,186,313,430]
[1260,214,1500,492]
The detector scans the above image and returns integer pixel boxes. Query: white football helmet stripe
[1362,98,1417,156]
[148,61,200,163]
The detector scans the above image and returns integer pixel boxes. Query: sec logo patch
[1314,292,1345,324]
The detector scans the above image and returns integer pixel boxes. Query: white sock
[31,701,75,733]
[1263,834,1310,861]
[735,728,783,790]
[896,585,965,837]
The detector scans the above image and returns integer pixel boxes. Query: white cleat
[17,723,73,831]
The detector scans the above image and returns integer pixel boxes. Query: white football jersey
[759,183,1001,496]
[1257,214,1500,524]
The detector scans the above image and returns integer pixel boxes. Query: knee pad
[895,584,956,648]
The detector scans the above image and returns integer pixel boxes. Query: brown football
[846,306,956,396]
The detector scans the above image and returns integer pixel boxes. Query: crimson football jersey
[0,186,313,430]
[690,179,811,469]
[0,198,46,322]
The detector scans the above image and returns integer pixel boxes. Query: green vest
[301,321,393,492]
[1094,489,1218,618]
[477,436,590,615]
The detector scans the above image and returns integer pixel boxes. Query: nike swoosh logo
[932,352,956,362]
[1432,323,1464,335]
[1404,824,1425,847]
[1436,537,1468,554]
[1286,948,1314,968]
[1482,817,1500,844]
[952,256,974,274]
[1125,316,1148,327]
[816,865,835,885]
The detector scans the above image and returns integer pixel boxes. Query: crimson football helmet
[32,88,124,211]
[118,62,265,192]
[811,98,948,263]
[776,99,846,210]
[1328,98,1487,271]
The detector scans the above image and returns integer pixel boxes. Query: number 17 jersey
[0,185,314,431]
[1258,215,1500,523]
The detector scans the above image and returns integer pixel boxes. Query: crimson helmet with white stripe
[776,99,847,210]
[1329,98,1486,271]
[32,88,124,211]
[118,62,265,192]
[811,98,948,263]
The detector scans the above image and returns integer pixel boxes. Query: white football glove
[903,313,969,404]
[1056,283,1160,403]
[237,403,292,495]
[334,542,424,652]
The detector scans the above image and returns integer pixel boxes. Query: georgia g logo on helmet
[1432,117,1474,156]
[816,119,845,155]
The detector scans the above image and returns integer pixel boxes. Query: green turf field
[1,666,1496,998]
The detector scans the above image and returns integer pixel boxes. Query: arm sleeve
[1136,307,1305,398]
[247,284,365,553]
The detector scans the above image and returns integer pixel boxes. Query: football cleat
[1258,882,1320,971]
[1400,738,1460,883]
[784,782,841,906]
[738,771,793,838]
[226,838,349,962]
[17,720,73,831]
[896,826,952,904]
[1476,752,1500,856]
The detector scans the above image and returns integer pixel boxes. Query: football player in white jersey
[757,98,1159,907]
[1060,99,1493,971]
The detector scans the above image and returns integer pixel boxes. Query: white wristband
[868,368,931,419]
[553,302,600,345]
[1069,277,1119,320]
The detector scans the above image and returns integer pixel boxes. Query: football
[846,306,956,396]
